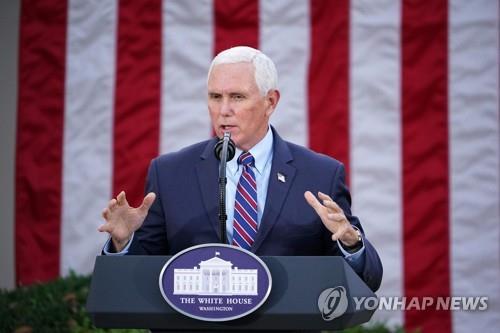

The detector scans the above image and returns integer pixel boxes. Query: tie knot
[238,152,254,167]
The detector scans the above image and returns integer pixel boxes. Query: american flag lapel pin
[277,172,286,183]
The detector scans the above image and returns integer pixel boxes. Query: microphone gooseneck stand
[214,132,235,244]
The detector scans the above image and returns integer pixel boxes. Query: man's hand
[304,191,359,247]
[98,191,156,252]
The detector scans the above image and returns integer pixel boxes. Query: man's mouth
[221,125,235,131]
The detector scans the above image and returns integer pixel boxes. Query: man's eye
[209,94,221,100]
[232,94,244,100]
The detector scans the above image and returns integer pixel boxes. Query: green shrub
[341,323,407,333]
[0,272,145,333]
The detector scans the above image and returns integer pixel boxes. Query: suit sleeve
[127,158,169,255]
[328,163,383,292]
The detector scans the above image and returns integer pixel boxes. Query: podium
[87,255,377,331]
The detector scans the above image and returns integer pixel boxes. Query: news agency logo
[317,286,489,321]
[317,286,349,321]
[353,296,488,311]
[159,244,272,321]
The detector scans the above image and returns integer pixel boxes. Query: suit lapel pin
[277,172,286,183]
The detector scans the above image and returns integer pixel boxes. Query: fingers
[97,223,108,233]
[305,191,343,214]
[100,206,113,232]
[117,191,128,206]
[304,191,323,212]
[102,195,119,221]
[330,220,354,241]
[331,230,343,242]
[108,198,117,211]
[306,190,351,238]
[306,190,358,246]
[327,212,345,222]
[317,191,331,200]
[333,225,360,247]
[102,208,110,220]
[97,221,112,233]
[139,192,156,213]
[331,223,349,241]
[318,192,342,213]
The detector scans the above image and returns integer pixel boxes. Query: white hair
[207,46,278,96]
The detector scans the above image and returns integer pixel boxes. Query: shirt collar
[228,127,274,176]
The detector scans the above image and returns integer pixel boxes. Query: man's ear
[265,89,280,116]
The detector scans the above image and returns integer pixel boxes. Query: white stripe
[161,0,213,154]
[232,238,245,249]
[241,171,257,191]
[61,0,117,275]
[233,222,253,247]
[349,0,403,327]
[234,202,257,231]
[0,0,20,289]
[259,0,309,146]
[238,184,258,211]
[449,0,500,331]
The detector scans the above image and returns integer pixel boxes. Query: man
[99,46,382,292]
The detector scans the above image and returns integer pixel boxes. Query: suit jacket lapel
[196,138,222,240]
[252,129,296,252]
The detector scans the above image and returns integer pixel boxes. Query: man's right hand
[98,191,156,252]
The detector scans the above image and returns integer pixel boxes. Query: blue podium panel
[86,255,376,331]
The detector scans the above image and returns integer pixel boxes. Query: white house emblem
[173,252,258,296]
[159,244,272,321]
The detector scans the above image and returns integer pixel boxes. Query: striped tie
[232,152,258,250]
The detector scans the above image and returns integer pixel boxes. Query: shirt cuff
[337,228,365,273]
[102,233,134,255]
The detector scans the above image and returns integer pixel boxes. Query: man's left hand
[304,191,359,247]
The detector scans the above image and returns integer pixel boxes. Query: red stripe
[214,0,259,54]
[308,0,350,181]
[113,0,162,206]
[402,1,451,332]
[238,184,257,211]
[235,202,258,230]
[242,171,257,189]
[15,0,68,285]
[233,223,253,246]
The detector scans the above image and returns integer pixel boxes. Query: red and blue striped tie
[232,152,258,250]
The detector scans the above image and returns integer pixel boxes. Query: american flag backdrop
[14,0,499,332]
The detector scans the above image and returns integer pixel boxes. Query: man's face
[207,62,279,152]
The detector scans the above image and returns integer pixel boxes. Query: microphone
[214,132,235,244]
[214,133,235,162]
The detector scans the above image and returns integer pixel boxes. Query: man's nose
[220,99,232,115]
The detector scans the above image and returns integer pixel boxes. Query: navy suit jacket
[127,128,383,291]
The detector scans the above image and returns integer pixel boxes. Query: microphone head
[214,134,236,161]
